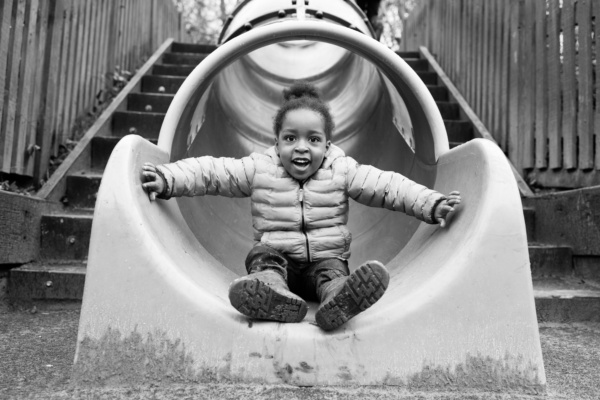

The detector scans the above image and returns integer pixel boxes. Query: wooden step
[127,93,174,113]
[403,58,428,71]
[533,276,600,322]
[8,262,86,300]
[112,111,165,138]
[65,171,103,209]
[40,213,93,261]
[523,207,535,242]
[9,263,600,322]
[529,245,573,278]
[436,101,459,120]
[444,120,473,142]
[396,51,421,59]
[141,75,185,94]
[153,64,195,77]
[162,52,209,65]
[417,71,438,85]
[170,42,217,54]
[427,85,448,101]
[91,136,157,169]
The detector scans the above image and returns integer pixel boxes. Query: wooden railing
[403,0,600,188]
[0,0,188,182]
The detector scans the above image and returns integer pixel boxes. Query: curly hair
[273,81,335,140]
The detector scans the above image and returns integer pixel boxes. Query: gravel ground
[1,304,599,400]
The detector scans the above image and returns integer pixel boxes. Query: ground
[0,303,599,400]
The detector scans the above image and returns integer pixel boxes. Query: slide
[74,2,545,392]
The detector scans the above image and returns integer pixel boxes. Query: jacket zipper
[299,184,311,262]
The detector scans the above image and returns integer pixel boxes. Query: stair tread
[43,211,94,219]
[12,262,87,274]
[533,277,600,296]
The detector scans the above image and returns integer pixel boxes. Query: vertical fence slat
[0,2,15,156]
[491,0,502,144]
[3,0,27,172]
[534,0,548,169]
[481,0,490,125]
[38,0,65,182]
[561,0,577,169]
[508,0,521,169]
[577,0,594,170]
[520,0,535,169]
[54,0,71,153]
[15,0,41,175]
[547,0,562,169]
[595,0,600,169]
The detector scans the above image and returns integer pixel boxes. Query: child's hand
[141,162,165,201]
[435,191,461,228]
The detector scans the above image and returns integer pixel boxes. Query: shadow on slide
[74,19,545,392]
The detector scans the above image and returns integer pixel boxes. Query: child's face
[276,108,331,181]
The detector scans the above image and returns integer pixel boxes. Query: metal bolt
[46,281,53,287]
[158,86,166,93]
[278,9,286,18]
[315,10,323,19]
[129,127,137,134]
[145,104,153,112]
[68,236,76,245]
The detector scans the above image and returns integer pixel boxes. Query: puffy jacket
[156,144,446,263]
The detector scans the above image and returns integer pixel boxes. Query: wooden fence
[0,0,188,181]
[403,0,600,188]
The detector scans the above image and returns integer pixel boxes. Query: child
[142,81,461,331]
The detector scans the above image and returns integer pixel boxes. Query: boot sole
[315,261,390,331]
[229,279,308,323]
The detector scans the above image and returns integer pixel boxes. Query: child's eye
[284,136,296,142]
[308,137,321,143]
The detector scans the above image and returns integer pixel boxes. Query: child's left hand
[435,191,461,228]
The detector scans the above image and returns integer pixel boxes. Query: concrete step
[162,52,209,65]
[40,213,93,262]
[112,111,165,138]
[170,42,217,54]
[7,262,86,301]
[444,120,473,143]
[153,64,195,77]
[529,244,573,278]
[65,171,103,209]
[141,75,185,94]
[127,93,174,113]
[91,136,158,170]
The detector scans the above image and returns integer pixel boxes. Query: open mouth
[292,158,311,167]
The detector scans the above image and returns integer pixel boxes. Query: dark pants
[245,245,349,302]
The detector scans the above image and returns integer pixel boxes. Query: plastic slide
[74,4,545,392]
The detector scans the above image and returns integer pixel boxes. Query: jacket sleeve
[154,155,255,199]
[345,157,446,224]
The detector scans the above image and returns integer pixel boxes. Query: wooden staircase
[8,45,600,322]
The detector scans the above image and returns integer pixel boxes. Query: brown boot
[229,270,308,323]
[315,261,389,331]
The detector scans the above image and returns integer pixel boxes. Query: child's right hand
[141,162,165,201]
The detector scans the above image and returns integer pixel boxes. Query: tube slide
[74,1,545,391]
